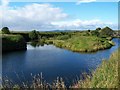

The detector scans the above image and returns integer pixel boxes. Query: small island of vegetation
[45,35,114,52]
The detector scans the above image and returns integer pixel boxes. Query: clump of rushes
[2,72,66,89]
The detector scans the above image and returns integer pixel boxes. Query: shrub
[99,27,114,37]
[1,27,10,34]
[2,35,27,52]
[29,30,38,40]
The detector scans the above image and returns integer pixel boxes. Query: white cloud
[1,0,9,7]
[1,3,68,31]
[76,0,96,5]
[0,0,117,31]
[51,19,117,30]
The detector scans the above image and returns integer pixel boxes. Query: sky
[0,0,119,31]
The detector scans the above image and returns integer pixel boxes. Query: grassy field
[72,48,119,88]
[45,35,114,52]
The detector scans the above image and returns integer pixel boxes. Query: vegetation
[99,27,114,37]
[1,27,10,34]
[1,26,118,53]
[96,27,101,31]
[2,34,27,52]
[2,72,66,89]
[72,47,119,88]
[11,32,30,42]
[29,30,39,40]
[45,35,114,52]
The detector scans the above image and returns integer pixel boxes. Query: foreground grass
[45,36,114,52]
[72,48,119,88]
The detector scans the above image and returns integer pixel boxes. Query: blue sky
[0,0,118,31]
[51,2,117,23]
[9,2,117,23]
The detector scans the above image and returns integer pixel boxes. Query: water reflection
[30,41,44,47]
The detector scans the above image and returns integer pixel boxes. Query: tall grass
[2,72,66,89]
[72,48,119,88]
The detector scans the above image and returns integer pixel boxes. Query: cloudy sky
[0,0,119,31]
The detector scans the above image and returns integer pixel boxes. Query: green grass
[72,48,119,88]
[2,34,25,41]
[45,35,114,52]
[2,34,27,52]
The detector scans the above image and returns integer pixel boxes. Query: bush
[2,35,27,52]
[29,30,38,40]
[91,30,99,36]
[96,27,101,31]
[99,27,114,37]
[1,27,10,34]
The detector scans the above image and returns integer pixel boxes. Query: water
[2,38,120,86]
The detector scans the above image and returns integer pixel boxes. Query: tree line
[1,26,119,41]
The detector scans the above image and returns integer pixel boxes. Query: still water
[2,38,120,85]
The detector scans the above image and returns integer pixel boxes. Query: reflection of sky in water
[2,38,120,85]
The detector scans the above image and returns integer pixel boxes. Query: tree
[91,30,99,36]
[88,30,91,32]
[96,27,101,31]
[29,30,38,40]
[1,27,10,34]
[99,27,114,37]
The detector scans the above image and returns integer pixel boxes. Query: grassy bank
[72,48,119,88]
[2,34,27,52]
[45,35,114,52]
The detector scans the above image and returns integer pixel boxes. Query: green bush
[2,35,27,52]
[99,27,114,37]
[29,30,38,40]
[1,27,10,34]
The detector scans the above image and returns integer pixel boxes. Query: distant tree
[91,30,99,36]
[96,27,101,31]
[29,30,38,40]
[1,27,10,34]
[30,41,39,47]
[88,30,91,32]
[99,27,114,37]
